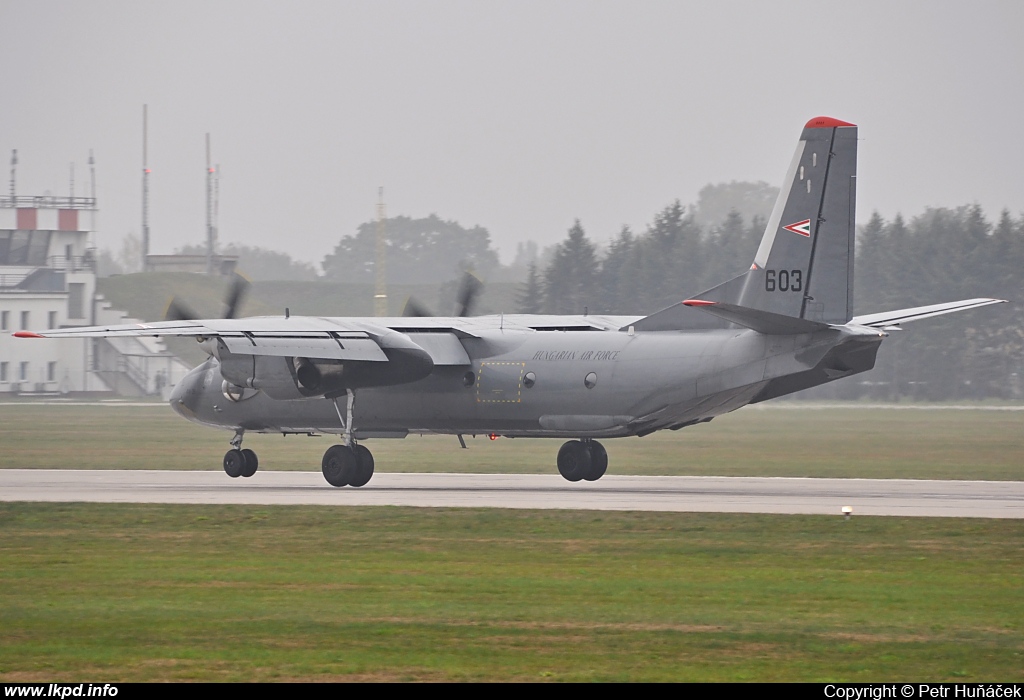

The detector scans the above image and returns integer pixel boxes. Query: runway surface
[2,470,1022,518]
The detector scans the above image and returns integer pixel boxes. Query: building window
[0,230,51,266]
[47,362,56,382]
[0,362,7,382]
[19,362,28,381]
[20,311,29,330]
[8,230,30,265]
[48,311,57,329]
[0,310,7,330]
[68,283,85,320]
[26,230,51,265]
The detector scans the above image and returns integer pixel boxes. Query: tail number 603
[765,269,802,292]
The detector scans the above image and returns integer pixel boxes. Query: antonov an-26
[16,117,1005,487]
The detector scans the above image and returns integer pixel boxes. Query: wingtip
[683,299,716,307]
[805,116,856,129]
[13,331,45,338]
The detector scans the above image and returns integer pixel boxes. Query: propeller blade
[164,297,200,322]
[454,271,483,317]
[164,273,248,322]
[223,273,250,320]
[402,297,433,317]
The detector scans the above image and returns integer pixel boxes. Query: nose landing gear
[556,439,608,482]
[223,430,259,478]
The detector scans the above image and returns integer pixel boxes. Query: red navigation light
[489,433,499,441]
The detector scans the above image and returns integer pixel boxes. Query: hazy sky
[2,0,1022,267]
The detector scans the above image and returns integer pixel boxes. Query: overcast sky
[2,0,1022,267]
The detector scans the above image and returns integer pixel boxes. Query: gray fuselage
[169,316,882,441]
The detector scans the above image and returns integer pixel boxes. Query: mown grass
[0,503,1021,682]
[0,403,1021,480]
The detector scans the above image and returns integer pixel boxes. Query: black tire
[583,441,608,481]
[349,444,375,488]
[322,444,356,487]
[556,440,591,482]
[223,449,245,478]
[239,448,259,477]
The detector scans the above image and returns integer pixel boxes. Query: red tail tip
[13,331,45,338]
[805,116,856,129]
[683,300,716,307]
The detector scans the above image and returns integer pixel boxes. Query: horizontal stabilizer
[682,300,833,335]
[851,298,1007,328]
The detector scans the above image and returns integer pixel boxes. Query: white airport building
[0,194,189,396]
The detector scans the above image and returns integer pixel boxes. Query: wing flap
[220,335,388,361]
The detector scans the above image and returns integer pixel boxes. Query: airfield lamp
[842,506,853,520]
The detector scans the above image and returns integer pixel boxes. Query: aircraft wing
[850,298,1007,329]
[14,319,216,338]
[13,316,483,364]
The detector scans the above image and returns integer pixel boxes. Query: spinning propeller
[402,271,483,318]
[164,272,250,322]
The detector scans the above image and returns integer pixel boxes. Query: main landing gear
[321,443,375,488]
[556,439,608,482]
[219,390,377,488]
[223,429,259,478]
[321,388,375,488]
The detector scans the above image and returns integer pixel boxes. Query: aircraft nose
[168,377,187,404]
[169,365,208,419]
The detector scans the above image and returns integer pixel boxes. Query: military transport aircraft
[16,117,1006,487]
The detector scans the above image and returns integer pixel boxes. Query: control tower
[0,190,188,395]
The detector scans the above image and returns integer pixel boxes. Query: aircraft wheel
[322,444,356,487]
[223,449,245,478]
[583,441,608,481]
[239,448,259,478]
[349,444,375,488]
[557,440,591,482]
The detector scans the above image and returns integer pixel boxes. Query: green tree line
[523,204,1023,401]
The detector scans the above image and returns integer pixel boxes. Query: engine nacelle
[214,333,434,400]
[218,350,311,400]
[294,357,345,395]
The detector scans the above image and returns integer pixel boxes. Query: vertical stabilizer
[695,117,857,324]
